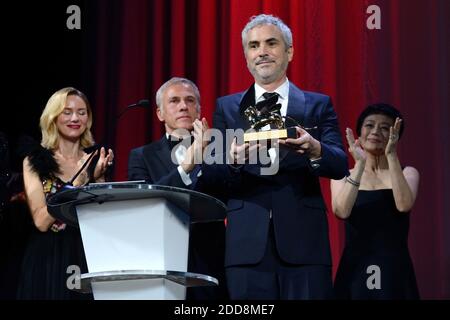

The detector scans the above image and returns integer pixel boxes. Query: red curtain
[88,0,449,299]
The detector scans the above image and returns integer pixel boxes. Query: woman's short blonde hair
[40,87,94,149]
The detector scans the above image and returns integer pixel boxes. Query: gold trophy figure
[243,94,296,142]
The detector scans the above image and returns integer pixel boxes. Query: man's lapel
[153,136,177,173]
[286,82,306,127]
[281,82,317,168]
[237,84,256,130]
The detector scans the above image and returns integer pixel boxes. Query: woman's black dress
[17,146,93,300]
[334,189,419,299]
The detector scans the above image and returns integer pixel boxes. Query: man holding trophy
[207,14,348,299]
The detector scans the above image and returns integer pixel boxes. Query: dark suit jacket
[203,82,348,268]
[128,136,202,187]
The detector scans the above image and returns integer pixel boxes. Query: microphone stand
[117,99,150,119]
[66,146,100,187]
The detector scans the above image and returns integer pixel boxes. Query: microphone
[117,99,150,118]
[127,99,150,108]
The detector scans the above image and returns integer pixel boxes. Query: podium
[47,183,226,300]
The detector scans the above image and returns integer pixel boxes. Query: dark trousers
[226,220,333,300]
[186,221,229,300]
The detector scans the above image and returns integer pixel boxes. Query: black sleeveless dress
[334,189,419,299]
[17,146,94,300]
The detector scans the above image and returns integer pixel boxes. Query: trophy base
[244,127,297,142]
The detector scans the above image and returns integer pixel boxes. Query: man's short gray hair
[241,14,293,50]
[155,77,201,112]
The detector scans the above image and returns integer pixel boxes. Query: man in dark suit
[204,14,348,299]
[128,77,228,300]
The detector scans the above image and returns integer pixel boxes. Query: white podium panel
[91,278,185,300]
[47,183,226,300]
[77,198,189,273]
[76,198,189,299]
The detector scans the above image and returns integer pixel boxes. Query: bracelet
[346,176,360,187]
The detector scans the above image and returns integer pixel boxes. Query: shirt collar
[254,78,289,102]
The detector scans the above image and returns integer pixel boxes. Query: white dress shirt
[254,79,290,163]
[254,78,289,118]
[166,133,201,186]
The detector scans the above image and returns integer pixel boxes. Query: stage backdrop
[82,0,449,299]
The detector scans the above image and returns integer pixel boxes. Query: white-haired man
[128,77,227,300]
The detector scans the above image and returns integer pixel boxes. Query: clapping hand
[193,118,210,149]
[346,128,366,163]
[93,147,114,182]
[385,117,402,156]
[181,118,209,173]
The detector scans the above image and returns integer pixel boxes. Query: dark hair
[356,103,404,139]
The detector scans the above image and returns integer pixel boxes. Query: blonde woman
[17,87,113,299]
